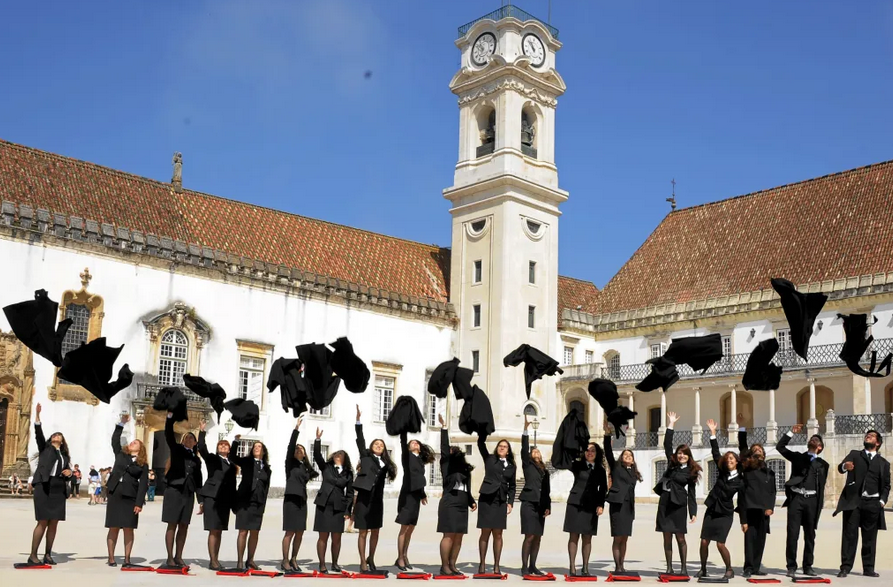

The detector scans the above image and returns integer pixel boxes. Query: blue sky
[2,1,892,288]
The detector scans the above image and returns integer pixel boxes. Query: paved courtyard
[2,497,892,585]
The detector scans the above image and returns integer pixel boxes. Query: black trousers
[785,494,818,571]
[743,509,769,573]
[840,498,883,573]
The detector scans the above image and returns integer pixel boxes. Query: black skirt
[314,502,346,533]
[203,496,231,531]
[437,490,470,534]
[656,490,688,534]
[105,488,139,529]
[563,502,598,535]
[609,501,634,537]
[283,495,308,532]
[700,509,734,542]
[476,492,507,530]
[34,477,67,521]
[520,501,545,536]
[235,502,265,531]
[162,486,195,525]
[395,489,424,526]
[353,489,384,530]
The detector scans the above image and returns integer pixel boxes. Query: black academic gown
[197,431,237,530]
[604,434,637,536]
[395,430,427,526]
[654,429,698,534]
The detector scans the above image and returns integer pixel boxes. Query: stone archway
[720,391,754,430]
[796,385,834,431]
[0,332,36,477]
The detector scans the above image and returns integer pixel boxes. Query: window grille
[158,330,188,387]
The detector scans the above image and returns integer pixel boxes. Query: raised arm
[313,429,326,470]
[707,420,721,465]
[400,430,410,469]
[34,403,46,453]
[477,433,491,460]
[112,421,125,456]
[738,428,748,456]
[664,411,680,459]
[164,413,177,450]
[355,405,368,458]
[775,425,801,462]
[197,427,212,464]
[521,425,531,466]
[604,432,617,470]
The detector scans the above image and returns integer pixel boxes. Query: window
[528,306,536,328]
[472,304,481,328]
[471,350,480,373]
[523,404,538,417]
[473,260,482,284]
[654,459,668,482]
[310,406,332,417]
[767,459,787,493]
[158,330,188,387]
[722,335,732,359]
[427,394,442,427]
[650,343,667,359]
[608,353,621,379]
[373,375,395,423]
[464,444,474,456]
[235,439,257,459]
[707,459,719,492]
[528,261,536,284]
[59,304,90,384]
[428,460,442,485]
[526,220,541,234]
[569,399,585,416]
[584,350,594,364]
[311,444,329,476]
[564,346,574,365]
[238,356,265,403]
[777,328,791,352]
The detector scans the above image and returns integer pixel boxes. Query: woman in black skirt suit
[737,428,775,578]
[519,416,551,576]
[564,438,607,576]
[231,435,272,571]
[28,403,73,566]
[105,414,149,567]
[655,412,701,576]
[197,420,237,571]
[161,413,203,569]
[604,425,642,574]
[353,405,397,572]
[282,415,318,573]
[436,414,477,576]
[394,428,435,571]
[697,420,745,580]
[313,428,354,574]
[475,431,516,575]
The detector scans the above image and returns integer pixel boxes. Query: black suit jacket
[738,430,776,512]
[353,423,388,493]
[399,431,427,496]
[439,429,476,508]
[313,439,354,513]
[834,449,890,528]
[519,434,551,510]
[196,431,237,503]
[107,424,149,507]
[232,440,272,507]
[163,416,203,493]
[653,429,698,518]
[776,432,829,527]
[477,435,517,504]
[604,434,635,507]
[31,423,70,489]
[284,429,313,499]
[704,437,745,522]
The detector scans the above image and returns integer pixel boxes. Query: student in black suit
[519,415,551,576]
[197,420,237,571]
[563,437,607,577]
[313,428,354,574]
[834,429,890,578]
[105,414,149,567]
[738,428,776,578]
[604,424,641,574]
[230,435,272,571]
[353,405,397,573]
[655,412,701,577]
[28,403,73,566]
[161,413,203,569]
[475,430,517,575]
[697,419,745,580]
[436,414,477,577]
[394,428,435,571]
[282,415,318,573]
[776,423,828,577]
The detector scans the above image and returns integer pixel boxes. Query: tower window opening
[476,108,496,158]
[521,110,537,158]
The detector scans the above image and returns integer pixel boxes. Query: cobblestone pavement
[1,497,892,585]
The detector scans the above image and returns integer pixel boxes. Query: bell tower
[444,6,567,445]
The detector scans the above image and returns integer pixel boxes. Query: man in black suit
[776,424,829,578]
[834,430,890,578]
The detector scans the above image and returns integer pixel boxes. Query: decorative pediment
[142,303,212,349]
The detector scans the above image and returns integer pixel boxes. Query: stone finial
[172,152,183,192]
[79,267,92,290]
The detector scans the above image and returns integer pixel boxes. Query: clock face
[472,33,497,66]
[522,34,545,67]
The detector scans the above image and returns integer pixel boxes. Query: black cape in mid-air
[153,386,188,422]
[330,337,370,393]
[458,385,495,436]
[267,357,308,416]
[741,339,783,391]
[663,333,724,372]
[56,337,133,404]
[182,373,227,420]
[224,398,260,430]
[635,356,680,392]
[838,313,893,378]
[503,344,564,398]
[427,358,460,399]
[296,343,342,410]
[3,289,72,367]
[771,277,827,361]
[386,395,424,436]
[588,378,637,437]
[551,408,590,469]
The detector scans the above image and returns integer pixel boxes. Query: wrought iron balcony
[133,380,209,408]
[834,413,892,435]
[561,362,602,381]
[458,5,559,39]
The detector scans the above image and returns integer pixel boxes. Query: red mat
[606,573,640,582]
[433,575,468,580]
[156,566,191,575]
[791,580,830,584]
[523,574,556,581]
[658,575,690,583]
[122,565,155,572]
[284,572,316,578]
[14,562,52,570]
[565,576,598,582]
[398,572,432,580]
[250,570,283,578]
[217,569,250,577]
[473,574,507,580]
[313,571,352,579]
[352,573,389,579]
[746,580,781,584]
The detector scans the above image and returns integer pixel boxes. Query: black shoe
[107,561,117,567]
[174,558,188,569]
[754,570,768,576]
[367,558,377,572]
[803,568,818,577]
[581,570,590,577]
[247,561,259,571]
[280,563,292,573]
[292,565,303,574]
[439,568,451,577]
[665,566,674,575]
[396,560,408,572]
[695,569,708,579]
[209,563,222,571]
[865,571,880,578]
[742,570,752,579]
[521,568,529,576]
[531,567,546,577]
[838,570,849,578]
[786,569,797,578]
[451,570,464,577]
[43,555,57,566]
[724,569,734,580]
[405,558,414,571]
[331,563,343,574]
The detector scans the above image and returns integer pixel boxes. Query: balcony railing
[134,381,210,407]
[458,5,559,39]
[561,362,602,381]
[834,413,892,435]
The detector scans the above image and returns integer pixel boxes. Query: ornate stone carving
[458,79,558,108]
[0,331,35,476]
[142,303,211,378]
[172,152,183,183]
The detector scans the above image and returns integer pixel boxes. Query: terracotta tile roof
[558,276,600,321]
[595,158,893,314]
[0,139,450,302]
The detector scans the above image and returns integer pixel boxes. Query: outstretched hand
[199,419,206,432]
[791,424,804,434]
[438,414,446,428]
[316,427,323,440]
[706,419,717,434]
[122,414,132,425]
[35,402,42,423]
[524,415,530,430]
[667,411,680,425]
[296,415,304,430]
[843,461,855,472]
[356,404,361,421]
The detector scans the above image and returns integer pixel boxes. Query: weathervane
[666,178,677,211]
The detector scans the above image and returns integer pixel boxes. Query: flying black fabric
[56,337,133,404]
[838,313,893,378]
[329,337,370,393]
[452,366,475,401]
[742,338,783,391]
[663,333,724,372]
[635,356,679,392]
[296,343,341,409]
[182,373,228,420]
[503,344,564,399]
[588,378,637,437]
[224,398,260,430]
[771,277,827,360]
[153,386,188,422]
[267,357,308,416]
[427,357,460,399]
[386,395,424,435]
[3,289,72,367]
[458,385,495,436]
[551,408,591,470]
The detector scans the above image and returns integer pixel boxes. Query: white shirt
[335,465,342,474]
[866,450,877,460]
[452,481,468,493]
[499,457,508,468]
[50,449,62,476]
[728,469,739,480]
[374,455,383,467]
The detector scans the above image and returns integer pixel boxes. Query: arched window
[766,459,787,493]
[476,107,496,157]
[524,404,538,417]
[158,330,188,387]
[654,458,668,484]
[605,351,621,379]
[569,400,586,421]
[521,109,537,158]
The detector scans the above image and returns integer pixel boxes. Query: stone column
[658,389,668,445]
[807,377,819,437]
[626,393,636,449]
[728,384,739,437]
[593,400,605,440]
[825,409,836,436]
[767,388,778,444]
[691,387,703,447]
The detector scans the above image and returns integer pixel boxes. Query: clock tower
[444,7,568,449]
